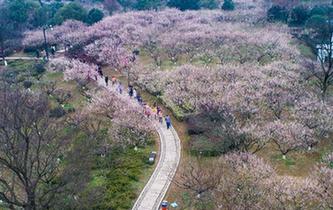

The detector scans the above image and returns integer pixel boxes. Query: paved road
[96,77,181,210]
[132,123,181,210]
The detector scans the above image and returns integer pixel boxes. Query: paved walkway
[96,77,181,210]
[132,124,181,210]
[2,57,43,60]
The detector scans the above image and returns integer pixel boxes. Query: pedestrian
[157,106,161,115]
[136,92,142,105]
[144,104,151,118]
[146,106,151,118]
[111,76,116,85]
[50,46,56,56]
[105,76,109,86]
[116,82,123,94]
[165,115,171,129]
[129,85,134,97]
[98,66,103,77]
[152,106,157,120]
[133,88,137,99]
[158,110,163,124]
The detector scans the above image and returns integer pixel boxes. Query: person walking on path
[112,76,117,85]
[105,76,109,86]
[133,88,137,99]
[165,115,171,129]
[136,92,143,105]
[129,85,134,97]
[98,67,103,77]
[157,106,161,115]
[116,82,123,94]
[152,106,157,120]
[158,110,163,124]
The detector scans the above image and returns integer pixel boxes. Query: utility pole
[43,26,49,60]
[39,0,49,60]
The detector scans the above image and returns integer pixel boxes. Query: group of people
[97,67,172,129]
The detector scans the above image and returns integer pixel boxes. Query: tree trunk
[25,190,36,210]
[0,38,5,66]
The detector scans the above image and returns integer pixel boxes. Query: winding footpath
[96,77,181,210]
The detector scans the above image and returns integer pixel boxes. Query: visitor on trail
[133,88,137,99]
[144,104,151,118]
[165,115,171,129]
[157,106,161,115]
[136,92,143,104]
[158,110,163,123]
[116,82,123,94]
[111,76,116,85]
[129,85,134,97]
[152,106,157,120]
[50,46,56,56]
[105,76,109,86]
[98,66,103,77]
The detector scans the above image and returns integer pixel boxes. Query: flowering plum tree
[264,121,316,158]
[64,59,98,81]
[85,37,133,70]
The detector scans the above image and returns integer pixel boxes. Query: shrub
[53,2,87,25]
[23,80,33,89]
[135,0,163,10]
[86,8,104,25]
[63,103,75,113]
[199,0,218,9]
[53,89,71,104]
[267,5,288,22]
[33,63,46,75]
[288,6,309,26]
[49,106,66,118]
[222,0,235,11]
[167,0,200,11]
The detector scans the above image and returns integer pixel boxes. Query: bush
[135,0,163,10]
[199,0,218,9]
[221,0,235,11]
[288,6,309,26]
[53,89,71,104]
[49,106,66,118]
[267,5,289,22]
[167,0,200,11]
[63,103,75,113]
[23,80,33,89]
[33,63,46,75]
[86,8,104,25]
[53,2,87,25]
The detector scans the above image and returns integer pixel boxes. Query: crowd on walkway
[97,67,172,130]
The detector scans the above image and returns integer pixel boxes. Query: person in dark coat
[105,76,109,86]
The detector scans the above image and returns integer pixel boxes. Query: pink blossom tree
[264,121,316,158]
[64,59,99,81]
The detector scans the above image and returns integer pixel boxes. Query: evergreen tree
[222,0,235,11]
[167,0,200,11]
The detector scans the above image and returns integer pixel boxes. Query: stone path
[2,57,43,60]
[132,124,181,210]
[96,77,181,210]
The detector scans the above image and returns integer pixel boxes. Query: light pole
[42,26,49,60]
[42,25,53,61]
